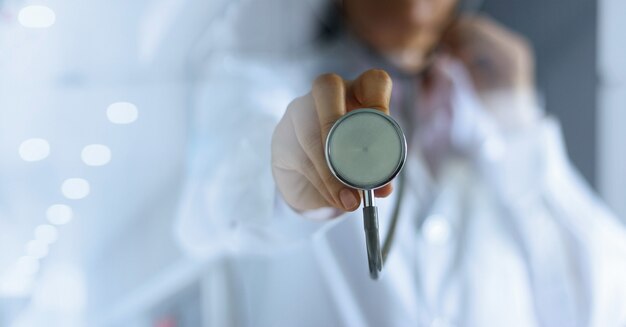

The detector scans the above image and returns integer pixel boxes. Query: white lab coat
[175,32,626,326]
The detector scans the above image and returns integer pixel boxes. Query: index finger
[312,73,347,147]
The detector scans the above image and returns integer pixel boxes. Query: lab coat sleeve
[474,114,626,326]
[174,58,340,259]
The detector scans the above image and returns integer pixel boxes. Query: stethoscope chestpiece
[325,108,407,280]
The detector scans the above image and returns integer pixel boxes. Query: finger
[273,98,339,209]
[299,158,359,212]
[272,111,333,211]
[298,159,363,212]
[443,14,533,90]
[312,73,347,147]
[271,100,303,171]
[444,15,526,55]
[273,165,331,211]
[296,156,341,208]
[470,15,530,47]
[291,94,361,211]
[346,69,392,114]
[374,184,393,198]
[442,15,492,54]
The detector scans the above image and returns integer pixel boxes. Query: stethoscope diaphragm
[325,108,407,279]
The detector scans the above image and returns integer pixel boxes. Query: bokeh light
[46,204,73,225]
[61,178,90,200]
[106,102,138,124]
[422,215,452,246]
[19,138,50,162]
[81,144,111,166]
[25,239,49,259]
[18,5,56,29]
[34,224,59,244]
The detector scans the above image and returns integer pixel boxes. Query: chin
[380,37,439,74]
[386,51,429,74]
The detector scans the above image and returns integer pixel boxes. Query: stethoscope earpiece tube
[362,189,383,279]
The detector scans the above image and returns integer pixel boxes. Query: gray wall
[598,0,626,220]
[483,0,598,187]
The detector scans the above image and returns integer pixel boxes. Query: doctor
[177,0,626,326]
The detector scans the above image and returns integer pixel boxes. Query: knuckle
[313,73,343,93]
[302,136,327,159]
[285,95,307,115]
[285,95,316,124]
[320,120,337,134]
[363,69,392,85]
[322,169,343,191]
[301,132,323,154]
[271,114,290,148]
[296,155,317,176]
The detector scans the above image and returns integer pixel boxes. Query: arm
[446,15,626,325]
[174,58,397,258]
[174,58,322,258]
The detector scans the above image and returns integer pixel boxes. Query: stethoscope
[325,108,408,279]
[322,0,484,280]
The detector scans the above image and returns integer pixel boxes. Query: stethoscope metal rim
[325,108,407,191]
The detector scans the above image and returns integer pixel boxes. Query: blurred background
[0,0,624,326]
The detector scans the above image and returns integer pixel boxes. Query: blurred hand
[272,70,394,213]
[443,15,535,94]
[443,15,541,128]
